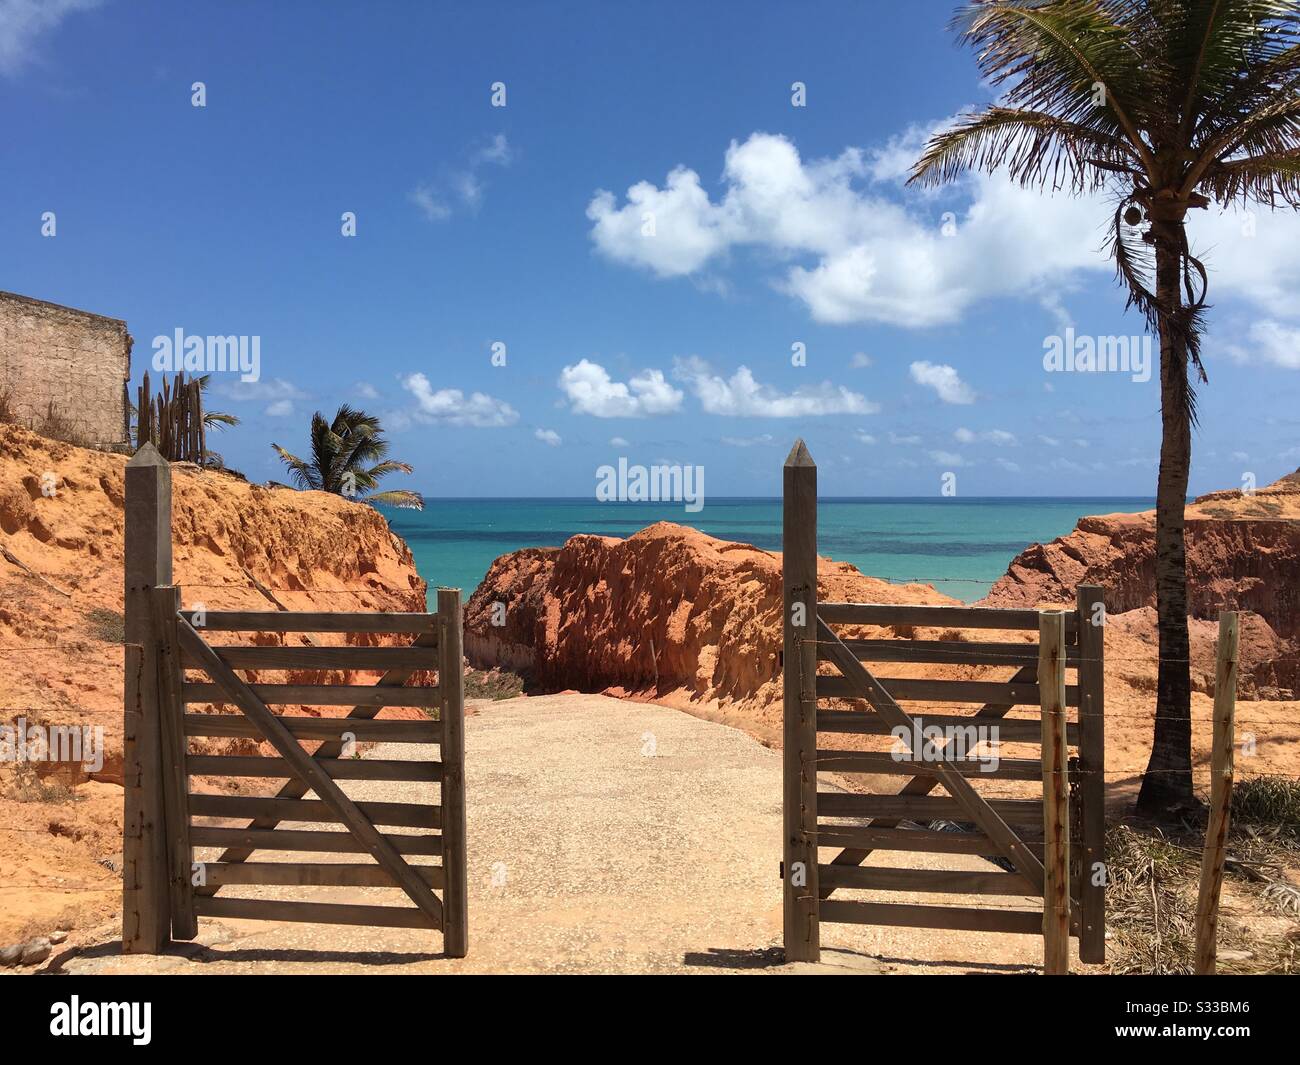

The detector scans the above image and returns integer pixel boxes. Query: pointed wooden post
[1075,584,1106,962]
[1039,610,1070,975]
[1195,611,1239,974]
[438,587,469,958]
[782,440,819,962]
[122,443,172,952]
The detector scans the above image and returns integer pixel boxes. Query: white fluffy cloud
[588,129,1300,330]
[534,428,562,446]
[673,356,877,417]
[910,361,974,404]
[558,359,683,418]
[587,132,1109,328]
[402,373,519,427]
[0,0,98,77]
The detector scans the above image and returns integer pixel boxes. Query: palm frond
[203,411,240,431]
[1200,147,1300,204]
[363,460,415,481]
[364,490,425,511]
[953,0,1158,174]
[909,106,1140,190]
[270,443,322,491]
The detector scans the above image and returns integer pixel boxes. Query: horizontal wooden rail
[819,602,1077,637]
[813,825,997,854]
[190,826,443,856]
[182,712,439,743]
[816,710,1079,746]
[188,755,442,782]
[189,611,438,634]
[182,683,441,709]
[818,864,1034,896]
[182,646,432,671]
[820,639,1080,668]
[814,749,1042,781]
[188,793,441,829]
[817,674,1080,707]
[817,825,1050,859]
[817,792,1043,825]
[820,900,1044,935]
[193,896,438,929]
[200,862,444,889]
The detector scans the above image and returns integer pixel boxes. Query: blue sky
[5,0,1300,498]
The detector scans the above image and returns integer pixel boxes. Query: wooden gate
[121,446,466,956]
[154,589,467,951]
[781,441,1105,970]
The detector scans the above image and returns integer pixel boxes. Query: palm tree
[911,1,1300,814]
[272,405,424,510]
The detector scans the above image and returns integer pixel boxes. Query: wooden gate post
[122,443,172,953]
[1194,611,1239,974]
[782,440,819,962]
[1075,585,1106,962]
[437,587,469,958]
[1038,610,1070,975]
[152,585,197,941]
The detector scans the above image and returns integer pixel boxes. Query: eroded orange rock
[465,520,959,737]
[980,470,1300,695]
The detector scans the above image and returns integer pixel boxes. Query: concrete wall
[0,291,132,447]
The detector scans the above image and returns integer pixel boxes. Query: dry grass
[1105,777,1300,974]
[84,607,125,644]
[1233,776,1300,835]
[36,401,78,444]
[464,666,526,701]
[1,761,81,804]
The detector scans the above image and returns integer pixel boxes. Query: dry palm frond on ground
[1106,778,1300,974]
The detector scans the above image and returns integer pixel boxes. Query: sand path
[56,694,1061,975]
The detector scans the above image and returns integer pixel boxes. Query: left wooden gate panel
[149,587,466,952]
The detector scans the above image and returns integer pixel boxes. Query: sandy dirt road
[55,694,1061,975]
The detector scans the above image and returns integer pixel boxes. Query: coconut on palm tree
[910,0,1300,813]
[272,405,424,510]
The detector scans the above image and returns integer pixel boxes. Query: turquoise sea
[381,497,1155,605]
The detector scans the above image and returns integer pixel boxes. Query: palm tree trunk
[1136,219,1197,815]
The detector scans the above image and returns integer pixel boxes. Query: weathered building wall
[0,291,132,447]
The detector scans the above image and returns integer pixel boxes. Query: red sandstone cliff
[0,425,428,941]
[464,521,960,736]
[979,469,1300,694]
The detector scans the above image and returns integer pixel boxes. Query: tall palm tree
[911,1,1300,813]
[272,405,423,510]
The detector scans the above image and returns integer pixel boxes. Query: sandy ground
[42,694,1068,976]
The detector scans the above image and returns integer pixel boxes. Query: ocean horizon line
[384,494,1163,505]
